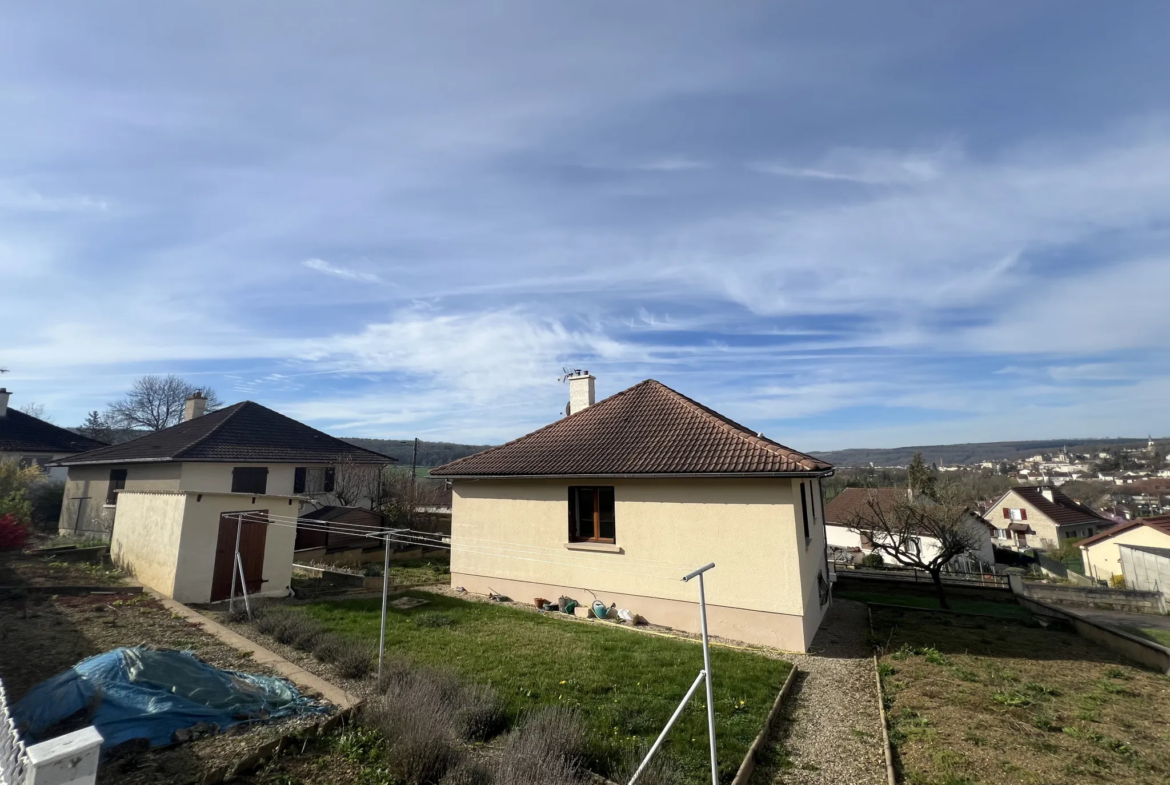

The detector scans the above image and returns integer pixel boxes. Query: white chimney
[0,388,9,417]
[184,391,207,421]
[567,371,595,416]
[1041,487,1054,502]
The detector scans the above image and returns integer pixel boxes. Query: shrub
[335,646,374,679]
[495,707,589,785]
[364,676,461,784]
[226,597,267,623]
[0,514,31,551]
[862,552,885,569]
[454,683,507,743]
[254,608,316,645]
[26,481,65,533]
[439,760,494,785]
[313,633,348,664]
[612,745,683,785]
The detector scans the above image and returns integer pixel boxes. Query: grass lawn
[836,589,1033,620]
[1118,625,1170,648]
[873,606,1170,785]
[292,591,790,783]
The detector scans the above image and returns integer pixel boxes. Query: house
[983,485,1113,550]
[431,374,835,652]
[823,487,995,569]
[53,394,395,538]
[295,505,388,554]
[52,395,395,603]
[0,388,106,480]
[1077,514,1170,585]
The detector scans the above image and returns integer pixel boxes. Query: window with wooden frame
[106,469,127,505]
[799,482,811,540]
[231,467,269,494]
[568,486,616,543]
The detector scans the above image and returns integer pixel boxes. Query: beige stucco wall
[111,490,299,604]
[59,463,183,538]
[1081,525,1170,583]
[109,491,186,596]
[449,477,830,651]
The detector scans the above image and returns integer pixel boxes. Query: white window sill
[564,541,623,554]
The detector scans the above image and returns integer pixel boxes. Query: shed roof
[55,401,396,466]
[430,379,831,478]
[1077,514,1170,549]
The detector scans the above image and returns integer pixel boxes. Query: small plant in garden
[922,647,949,665]
[862,552,885,569]
[495,707,591,785]
[454,683,507,742]
[335,646,374,679]
[0,513,31,551]
[312,633,348,664]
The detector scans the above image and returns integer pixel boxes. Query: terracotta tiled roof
[823,487,911,526]
[0,410,107,454]
[431,380,831,478]
[55,402,396,466]
[1077,514,1170,549]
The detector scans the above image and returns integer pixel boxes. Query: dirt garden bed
[0,553,336,785]
[872,605,1170,785]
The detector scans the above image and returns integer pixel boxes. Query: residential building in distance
[984,485,1114,550]
[1077,514,1170,585]
[0,388,107,480]
[432,374,835,652]
[823,487,995,569]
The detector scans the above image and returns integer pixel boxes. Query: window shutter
[293,467,306,494]
[1003,508,1010,519]
[324,467,336,492]
[1020,509,1027,520]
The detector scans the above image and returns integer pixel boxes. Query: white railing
[839,565,1009,587]
[0,677,102,785]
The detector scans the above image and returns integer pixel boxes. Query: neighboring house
[431,374,835,652]
[51,395,395,604]
[53,394,395,538]
[0,388,106,480]
[1077,514,1170,585]
[1117,544,1170,602]
[984,485,1113,550]
[823,487,995,569]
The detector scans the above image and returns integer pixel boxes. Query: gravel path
[750,599,886,785]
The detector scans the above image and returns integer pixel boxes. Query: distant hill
[811,437,1163,468]
[340,438,492,468]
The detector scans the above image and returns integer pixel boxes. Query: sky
[2,1,1169,452]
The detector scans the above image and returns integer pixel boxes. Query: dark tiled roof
[999,485,1112,527]
[0,410,107,454]
[823,487,911,526]
[1078,513,1170,549]
[55,402,397,466]
[431,380,831,478]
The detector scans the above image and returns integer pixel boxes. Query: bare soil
[0,554,334,785]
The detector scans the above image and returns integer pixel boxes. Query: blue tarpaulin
[13,646,329,748]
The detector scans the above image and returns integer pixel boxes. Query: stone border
[0,585,141,597]
[729,664,799,785]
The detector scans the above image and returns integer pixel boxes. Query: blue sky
[3,1,1169,451]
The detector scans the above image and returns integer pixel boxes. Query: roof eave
[433,469,835,480]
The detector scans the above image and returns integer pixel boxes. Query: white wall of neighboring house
[827,514,994,569]
[1081,525,1170,584]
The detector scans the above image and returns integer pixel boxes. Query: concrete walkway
[751,599,886,785]
[1071,606,1170,634]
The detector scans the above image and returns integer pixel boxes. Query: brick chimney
[184,391,207,421]
[0,388,9,417]
[1040,487,1055,502]
[567,371,595,415]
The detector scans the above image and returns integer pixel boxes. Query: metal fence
[837,565,1009,587]
[0,678,28,785]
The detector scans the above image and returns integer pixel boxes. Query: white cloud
[302,258,381,283]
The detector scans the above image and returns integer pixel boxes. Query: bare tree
[330,455,386,508]
[78,410,113,443]
[106,375,223,431]
[17,402,52,423]
[847,486,984,609]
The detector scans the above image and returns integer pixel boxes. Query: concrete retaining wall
[834,574,1015,602]
[1015,595,1170,674]
[1019,582,1166,614]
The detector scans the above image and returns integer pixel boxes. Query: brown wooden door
[211,511,268,602]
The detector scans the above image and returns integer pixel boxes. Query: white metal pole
[235,551,252,620]
[378,531,392,678]
[627,669,706,785]
[697,571,719,785]
[229,514,243,611]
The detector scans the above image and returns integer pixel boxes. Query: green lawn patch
[1118,625,1170,648]
[836,589,1033,620]
[293,591,790,783]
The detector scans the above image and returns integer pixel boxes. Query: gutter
[432,469,836,480]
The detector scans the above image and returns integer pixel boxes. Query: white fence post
[24,728,103,785]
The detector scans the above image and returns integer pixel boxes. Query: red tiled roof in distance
[823,487,911,526]
[1077,513,1170,549]
[431,380,832,478]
